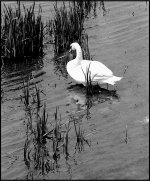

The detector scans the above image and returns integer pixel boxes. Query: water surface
[1,1,149,179]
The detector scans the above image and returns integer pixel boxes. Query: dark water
[1,1,149,179]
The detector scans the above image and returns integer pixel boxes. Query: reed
[52,107,62,163]
[22,80,30,108]
[53,52,70,78]
[1,62,4,102]
[36,104,48,144]
[22,81,54,176]
[47,1,93,81]
[80,33,91,60]
[100,1,107,16]
[32,104,51,174]
[34,84,42,111]
[1,2,44,63]
[24,137,31,169]
[22,82,91,176]
[72,116,90,153]
[49,2,85,54]
[72,1,98,18]
[63,121,70,159]
[21,80,32,133]
[24,103,54,176]
[125,125,128,144]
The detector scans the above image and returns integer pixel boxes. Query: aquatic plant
[72,0,98,18]
[125,125,128,144]
[34,84,42,111]
[46,1,94,80]
[22,79,35,132]
[80,33,91,60]
[72,115,90,153]
[24,103,55,177]
[1,2,44,63]
[1,61,5,103]
[62,120,71,159]
[22,80,30,108]
[22,82,91,177]
[48,0,106,55]
[48,2,85,54]
[52,52,70,78]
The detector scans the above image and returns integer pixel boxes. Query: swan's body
[67,42,122,86]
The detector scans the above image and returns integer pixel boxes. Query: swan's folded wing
[81,60,113,77]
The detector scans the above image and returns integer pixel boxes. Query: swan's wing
[81,60,113,77]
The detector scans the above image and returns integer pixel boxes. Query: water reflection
[67,83,120,119]
[1,58,45,101]
[2,58,43,77]
[52,51,73,79]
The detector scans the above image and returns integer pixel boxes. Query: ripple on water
[1,1,149,179]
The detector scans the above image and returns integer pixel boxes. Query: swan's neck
[75,47,83,63]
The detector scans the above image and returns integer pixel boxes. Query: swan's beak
[69,48,72,53]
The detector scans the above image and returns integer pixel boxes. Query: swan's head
[70,42,81,51]
[69,42,83,60]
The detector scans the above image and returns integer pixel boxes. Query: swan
[67,42,122,86]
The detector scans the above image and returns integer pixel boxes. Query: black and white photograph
[1,1,149,180]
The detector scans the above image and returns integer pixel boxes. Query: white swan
[67,42,122,86]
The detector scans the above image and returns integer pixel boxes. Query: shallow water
[1,1,149,180]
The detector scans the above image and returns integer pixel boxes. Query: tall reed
[22,82,91,176]
[1,2,44,63]
[72,1,98,18]
[49,2,85,54]
[72,116,90,153]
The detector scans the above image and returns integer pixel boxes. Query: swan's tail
[102,76,123,85]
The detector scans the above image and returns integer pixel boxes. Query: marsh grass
[62,121,71,159]
[80,33,91,60]
[125,125,128,144]
[81,63,94,96]
[73,116,90,153]
[32,104,53,175]
[22,80,30,108]
[1,2,44,63]
[1,62,4,102]
[72,1,98,18]
[49,2,85,54]
[99,1,107,16]
[22,82,90,177]
[24,102,54,176]
[34,84,42,111]
[52,52,70,78]
[48,1,106,55]
[21,79,34,131]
